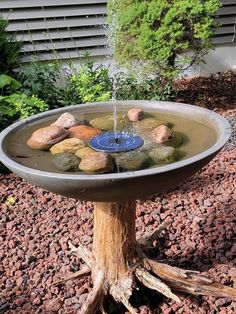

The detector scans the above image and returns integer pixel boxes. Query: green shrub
[115,72,175,101]
[108,0,221,79]
[69,59,112,103]
[0,17,22,75]
[17,62,60,109]
[0,74,48,131]
[17,59,113,106]
[0,74,21,95]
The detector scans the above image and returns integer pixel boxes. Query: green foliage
[0,74,21,95]
[0,94,48,119]
[17,62,60,109]
[17,59,113,106]
[0,17,22,75]
[0,74,48,131]
[115,72,175,101]
[108,0,221,78]
[52,82,82,107]
[69,59,112,103]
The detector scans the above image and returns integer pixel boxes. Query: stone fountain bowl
[0,101,231,201]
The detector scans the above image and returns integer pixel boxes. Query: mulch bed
[175,71,236,111]
[0,74,236,314]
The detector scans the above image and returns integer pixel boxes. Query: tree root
[144,258,236,299]
[80,270,104,314]
[68,240,93,267]
[50,241,93,287]
[135,265,180,303]
[50,265,91,287]
[137,221,171,247]
[110,284,138,314]
[50,242,236,313]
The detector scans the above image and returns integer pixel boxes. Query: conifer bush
[108,0,221,79]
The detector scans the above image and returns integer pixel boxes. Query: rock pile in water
[26,109,185,173]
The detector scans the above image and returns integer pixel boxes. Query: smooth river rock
[127,108,144,122]
[69,125,102,141]
[114,151,150,171]
[79,152,113,173]
[53,153,80,172]
[167,131,185,148]
[50,138,85,155]
[51,112,77,129]
[152,125,174,144]
[27,126,69,150]
[89,113,130,131]
[149,146,175,163]
[75,147,96,159]
[134,118,168,133]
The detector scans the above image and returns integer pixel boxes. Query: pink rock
[79,152,113,173]
[16,276,24,286]
[69,125,102,141]
[27,125,69,150]
[151,125,173,144]
[127,108,144,122]
[45,298,63,311]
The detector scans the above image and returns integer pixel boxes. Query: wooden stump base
[52,201,236,314]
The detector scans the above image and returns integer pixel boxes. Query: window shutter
[214,0,236,44]
[0,0,109,62]
[1,1,235,63]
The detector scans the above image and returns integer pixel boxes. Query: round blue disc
[89,132,144,153]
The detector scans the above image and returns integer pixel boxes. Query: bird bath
[0,100,235,313]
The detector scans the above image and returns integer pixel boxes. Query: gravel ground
[0,109,235,314]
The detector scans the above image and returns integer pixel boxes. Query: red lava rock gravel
[0,109,235,314]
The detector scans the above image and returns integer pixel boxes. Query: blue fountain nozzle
[89,132,143,153]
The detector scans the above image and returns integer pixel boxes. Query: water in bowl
[6,109,217,174]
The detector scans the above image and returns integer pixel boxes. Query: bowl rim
[0,100,231,181]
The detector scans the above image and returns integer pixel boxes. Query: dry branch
[145,259,236,299]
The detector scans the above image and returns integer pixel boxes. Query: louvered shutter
[0,0,109,62]
[214,0,236,44]
[1,1,235,63]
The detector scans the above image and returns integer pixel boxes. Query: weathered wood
[80,270,104,314]
[93,201,136,284]
[51,265,91,286]
[137,221,171,247]
[145,258,236,299]
[68,240,93,267]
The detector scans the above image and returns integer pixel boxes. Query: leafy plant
[0,17,22,75]
[115,72,175,101]
[17,61,60,109]
[0,74,21,95]
[108,0,221,79]
[0,94,48,119]
[0,74,48,131]
[69,59,112,103]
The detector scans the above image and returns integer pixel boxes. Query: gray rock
[115,151,150,171]
[167,131,185,148]
[149,147,186,165]
[149,146,175,163]
[134,118,168,133]
[53,153,80,172]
